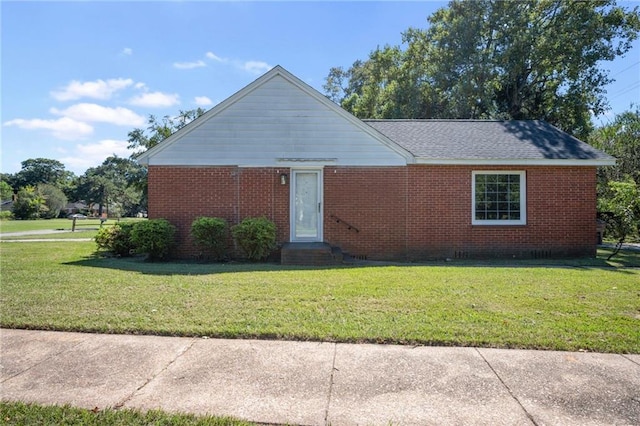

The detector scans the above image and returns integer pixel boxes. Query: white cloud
[122,47,133,55]
[129,92,180,108]
[51,78,134,101]
[59,139,132,172]
[134,82,147,90]
[206,51,227,62]
[241,61,273,75]
[4,117,93,140]
[173,60,206,70]
[50,103,145,127]
[194,96,213,106]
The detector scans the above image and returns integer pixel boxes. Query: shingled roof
[365,120,615,165]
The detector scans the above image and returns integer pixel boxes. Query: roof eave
[414,158,616,166]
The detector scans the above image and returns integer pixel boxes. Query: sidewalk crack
[621,354,640,368]
[324,343,338,426]
[0,333,89,383]
[475,348,539,426]
[113,338,197,410]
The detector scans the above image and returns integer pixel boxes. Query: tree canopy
[590,107,640,248]
[10,158,75,194]
[72,156,146,217]
[127,108,206,156]
[589,106,640,186]
[324,0,640,139]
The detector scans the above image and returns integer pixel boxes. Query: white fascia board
[415,158,616,166]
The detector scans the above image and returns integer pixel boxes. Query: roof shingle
[364,120,614,163]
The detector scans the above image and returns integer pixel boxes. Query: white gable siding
[145,75,408,167]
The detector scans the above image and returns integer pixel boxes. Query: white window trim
[472,171,526,226]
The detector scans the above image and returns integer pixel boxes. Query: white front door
[291,169,323,242]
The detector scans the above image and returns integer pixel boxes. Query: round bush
[95,222,136,257]
[231,217,276,261]
[130,219,176,261]
[190,216,228,260]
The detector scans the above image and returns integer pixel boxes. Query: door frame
[290,168,323,242]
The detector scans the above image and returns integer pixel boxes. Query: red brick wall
[148,166,289,258]
[148,165,597,260]
[323,167,408,260]
[405,165,597,259]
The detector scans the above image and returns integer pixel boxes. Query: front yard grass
[0,218,144,235]
[0,230,98,240]
[1,241,638,353]
[0,402,252,426]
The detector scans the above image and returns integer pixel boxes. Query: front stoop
[281,242,343,266]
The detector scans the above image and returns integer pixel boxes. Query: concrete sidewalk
[1,329,638,425]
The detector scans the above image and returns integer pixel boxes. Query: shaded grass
[1,241,638,353]
[0,402,253,426]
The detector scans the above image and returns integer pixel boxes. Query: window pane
[474,173,523,223]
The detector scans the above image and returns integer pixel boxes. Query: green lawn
[0,402,252,426]
[0,218,143,234]
[0,218,145,240]
[1,240,638,353]
[0,230,98,240]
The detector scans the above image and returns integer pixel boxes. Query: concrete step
[281,242,343,266]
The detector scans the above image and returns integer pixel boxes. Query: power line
[610,59,640,78]
[608,81,640,101]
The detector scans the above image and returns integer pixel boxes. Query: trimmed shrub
[130,219,176,261]
[190,216,228,260]
[231,217,276,261]
[95,222,136,257]
[0,211,13,220]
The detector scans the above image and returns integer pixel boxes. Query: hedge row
[95,217,276,262]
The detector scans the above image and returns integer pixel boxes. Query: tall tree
[13,158,71,187]
[12,158,76,197]
[325,0,640,139]
[74,156,146,217]
[589,106,640,186]
[590,107,640,246]
[37,183,68,219]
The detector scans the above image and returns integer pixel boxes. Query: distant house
[1,200,13,212]
[64,201,88,216]
[137,66,614,262]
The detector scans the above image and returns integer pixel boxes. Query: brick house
[137,66,614,262]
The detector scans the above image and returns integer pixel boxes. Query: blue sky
[2,1,639,176]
